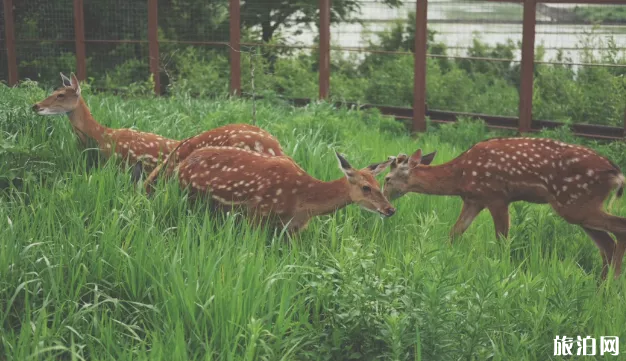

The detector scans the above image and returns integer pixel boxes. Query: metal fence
[2,0,626,140]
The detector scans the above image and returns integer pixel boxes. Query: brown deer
[383,137,626,280]
[141,124,285,193]
[32,72,179,172]
[172,146,396,234]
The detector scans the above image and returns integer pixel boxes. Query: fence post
[229,0,241,96]
[319,0,330,100]
[3,0,18,85]
[412,0,427,133]
[148,0,161,95]
[518,0,536,133]
[73,0,87,81]
[623,105,626,137]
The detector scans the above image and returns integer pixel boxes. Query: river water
[290,1,626,65]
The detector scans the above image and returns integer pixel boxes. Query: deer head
[337,152,396,217]
[32,72,82,115]
[383,149,437,200]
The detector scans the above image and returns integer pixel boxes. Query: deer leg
[487,202,510,240]
[572,207,626,234]
[131,161,144,184]
[611,238,626,279]
[562,207,626,279]
[449,200,484,242]
[581,227,616,280]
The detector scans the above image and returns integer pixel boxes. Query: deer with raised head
[171,146,396,234]
[32,72,180,173]
[141,124,285,193]
[383,137,626,280]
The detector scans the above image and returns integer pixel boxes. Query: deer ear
[60,72,72,87]
[408,149,422,167]
[335,152,355,177]
[70,72,81,96]
[392,154,408,169]
[420,151,437,165]
[366,158,393,176]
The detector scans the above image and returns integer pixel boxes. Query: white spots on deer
[254,141,264,153]
[587,169,595,177]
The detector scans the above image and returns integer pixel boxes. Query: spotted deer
[172,146,396,234]
[141,124,284,193]
[32,72,179,173]
[383,137,626,279]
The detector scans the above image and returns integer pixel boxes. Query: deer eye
[362,185,371,193]
[56,94,65,99]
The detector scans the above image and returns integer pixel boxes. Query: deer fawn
[172,146,396,234]
[32,72,179,172]
[383,137,626,280]
[141,124,284,193]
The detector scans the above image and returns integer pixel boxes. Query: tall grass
[2,83,626,360]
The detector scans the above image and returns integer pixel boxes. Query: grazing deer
[141,124,284,193]
[383,137,626,279]
[32,72,179,172]
[172,146,396,234]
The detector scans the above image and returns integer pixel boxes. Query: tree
[241,0,403,44]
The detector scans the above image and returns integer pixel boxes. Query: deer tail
[143,137,191,194]
[607,172,624,212]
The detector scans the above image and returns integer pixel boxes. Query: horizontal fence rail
[2,0,626,141]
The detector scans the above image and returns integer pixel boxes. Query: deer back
[387,137,623,207]
[421,138,622,206]
[172,124,284,163]
[107,129,179,167]
[177,146,304,216]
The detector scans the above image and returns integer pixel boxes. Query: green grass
[3,82,626,360]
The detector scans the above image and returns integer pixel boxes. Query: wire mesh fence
[83,0,150,92]
[2,0,626,137]
[329,0,414,106]
[533,3,626,126]
[158,0,230,97]
[426,0,523,117]
[12,0,75,88]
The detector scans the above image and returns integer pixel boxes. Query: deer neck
[298,177,352,217]
[67,98,109,145]
[409,162,462,196]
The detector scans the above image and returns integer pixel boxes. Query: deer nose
[385,207,396,217]
[32,104,40,112]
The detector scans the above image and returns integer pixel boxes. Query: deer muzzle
[381,206,396,217]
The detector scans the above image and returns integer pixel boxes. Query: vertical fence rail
[518,0,537,133]
[229,0,241,96]
[73,0,87,81]
[148,0,161,95]
[3,0,17,85]
[318,0,330,100]
[412,0,428,133]
[623,105,626,137]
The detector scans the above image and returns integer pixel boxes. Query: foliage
[4,4,626,127]
[573,6,626,24]
[241,0,402,43]
[4,86,626,360]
